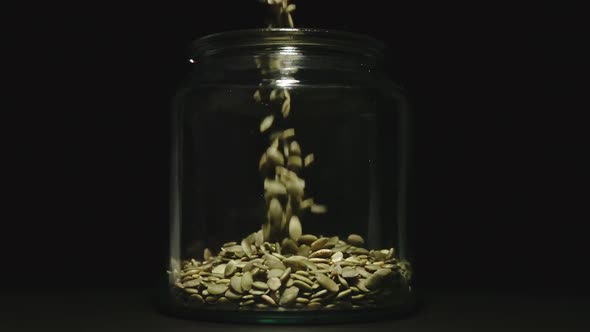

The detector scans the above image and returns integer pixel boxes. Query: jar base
[157,291,420,324]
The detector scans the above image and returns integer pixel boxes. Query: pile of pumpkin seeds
[173,233,412,311]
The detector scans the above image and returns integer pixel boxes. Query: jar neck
[192,53,380,74]
[190,29,384,75]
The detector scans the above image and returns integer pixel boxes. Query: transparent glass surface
[162,29,415,324]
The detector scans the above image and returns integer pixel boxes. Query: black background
[4,2,588,297]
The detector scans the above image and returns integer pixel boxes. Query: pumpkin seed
[230,275,243,293]
[303,153,314,166]
[341,267,359,278]
[207,284,228,295]
[293,280,313,291]
[279,286,299,306]
[336,289,352,300]
[337,275,349,289]
[241,239,252,258]
[212,264,226,275]
[190,294,205,304]
[307,302,322,310]
[225,289,242,300]
[309,249,332,259]
[315,273,339,292]
[267,269,284,279]
[346,234,365,247]
[291,273,314,285]
[240,299,255,306]
[311,289,328,298]
[279,267,291,282]
[289,141,301,156]
[261,294,277,306]
[331,251,344,262]
[310,237,329,251]
[281,238,299,255]
[182,279,201,288]
[297,244,312,257]
[241,271,253,291]
[183,288,199,294]
[224,260,237,277]
[288,215,302,240]
[267,277,282,291]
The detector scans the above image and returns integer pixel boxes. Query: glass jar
[162,28,415,324]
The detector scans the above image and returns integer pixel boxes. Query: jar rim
[191,28,385,59]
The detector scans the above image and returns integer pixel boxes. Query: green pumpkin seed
[267,277,282,291]
[207,284,228,295]
[261,294,277,306]
[346,234,365,246]
[230,275,243,293]
[190,294,205,304]
[241,271,253,291]
[279,286,299,306]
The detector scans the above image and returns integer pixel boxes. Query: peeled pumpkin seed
[279,286,299,306]
[207,284,228,295]
[265,259,286,270]
[249,289,267,296]
[309,249,332,259]
[310,204,327,214]
[266,147,285,165]
[190,294,205,304]
[241,239,252,257]
[287,155,302,170]
[203,248,212,261]
[224,260,237,277]
[183,288,199,294]
[307,302,322,310]
[347,234,365,246]
[241,271,253,291]
[281,99,291,117]
[336,289,352,300]
[331,251,343,262]
[279,267,291,282]
[289,141,301,155]
[341,267,359,278]
[225,289,242,300]
[253,281,269,290]
[291,274,314,285]
[230,275,243,293]
[182,279,201,288]
[297,244,312,257]
[298,234,317,245]
[288,215,302,240]
[281,128,295,139]
[311,289,328,298]
[303,153,314,167]
[293,280,313,291]
[267,277,282,291]
[310,237,329,251]
[281,238,299,255]
[261,294,277,306]
[212,264,226,275]
[267,269,284,279]
[315,273,339,293]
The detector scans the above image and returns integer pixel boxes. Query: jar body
[163,30,415,323]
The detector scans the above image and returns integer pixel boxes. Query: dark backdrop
[4,2,587,295]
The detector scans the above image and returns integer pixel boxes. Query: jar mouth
[191,28,385,59]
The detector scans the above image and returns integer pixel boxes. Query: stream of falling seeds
[255,0,327,243]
